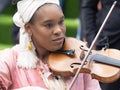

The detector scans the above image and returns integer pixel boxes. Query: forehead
[33,4,63,20]
[40,3,60,9]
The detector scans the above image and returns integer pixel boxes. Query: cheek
[62,25,66,34]
[32,30,49,45]
[32,26,48,40]
[64,28,66,34]
[36,32,50,44]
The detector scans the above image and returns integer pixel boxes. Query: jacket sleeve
[80,0,99,47]
[83,73,101,90]
[0,49,14,89]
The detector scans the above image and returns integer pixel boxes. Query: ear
[24,23,33,36]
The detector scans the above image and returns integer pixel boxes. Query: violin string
[68,1,117,90]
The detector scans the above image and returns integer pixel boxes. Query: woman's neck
[36,47,50,64]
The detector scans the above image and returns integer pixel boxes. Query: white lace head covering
[13,0,59,69]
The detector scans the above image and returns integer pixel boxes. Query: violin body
[48,37,120,83]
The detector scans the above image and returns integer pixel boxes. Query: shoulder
[0,45,20,63]
[0,48,13,60]
[0,45,21,72]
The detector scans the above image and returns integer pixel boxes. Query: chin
[51,45,63,52]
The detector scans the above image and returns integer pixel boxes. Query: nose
[53,25,62,35]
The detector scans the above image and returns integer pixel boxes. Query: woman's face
[26,4,66,52]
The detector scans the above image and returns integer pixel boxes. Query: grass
[0,14,13,24]
[0,44,13,50]
[0,14,13,44]
[65,18,79,37]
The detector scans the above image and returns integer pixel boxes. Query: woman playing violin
[0,0,101,90]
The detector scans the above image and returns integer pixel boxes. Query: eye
[59,19,64,25]
[45,23,53,28]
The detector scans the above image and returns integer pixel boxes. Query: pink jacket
[0,45,101,90]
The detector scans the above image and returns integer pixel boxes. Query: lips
[52,37,64,44]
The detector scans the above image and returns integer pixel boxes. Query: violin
[48,37,120,83]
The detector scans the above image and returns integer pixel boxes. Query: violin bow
[68,1,117,90]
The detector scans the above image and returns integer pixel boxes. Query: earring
[28,36,33,50]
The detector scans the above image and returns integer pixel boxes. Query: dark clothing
[0,0,11,13]
[12,24,19,44]
[80,0,120,50]
[80,0,120,90]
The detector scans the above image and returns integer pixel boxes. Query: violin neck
[90,54,120,67]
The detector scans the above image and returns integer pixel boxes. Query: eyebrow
[43,19,53,23]
[61,16,65,20]
[43,16,65,23]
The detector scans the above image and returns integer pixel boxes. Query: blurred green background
[0,0,80,50]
